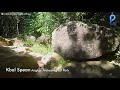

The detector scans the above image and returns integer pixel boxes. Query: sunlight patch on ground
[30,43,54,54]
[101,61,115,70]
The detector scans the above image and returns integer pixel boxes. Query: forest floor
[0,37,120,78]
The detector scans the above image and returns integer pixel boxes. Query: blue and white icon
[109,12,116,26]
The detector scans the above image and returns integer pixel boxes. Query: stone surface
[36,35,50,45]
[0,47,39,78]
[0,36,13,46]
[12,38,24,47]
[25,35,36,42]
[11,47,29,54]
[52,21,119,61]
[27,52,44,61]
[38,52,61,68]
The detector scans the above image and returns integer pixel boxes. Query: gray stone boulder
[52,21,119,61]
[24,35,36,42]
[36,35,50,45]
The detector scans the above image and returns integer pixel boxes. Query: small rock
[12,38,24,47]
[37,52,61,68]
[24,35,36,43]
[36,35,50,45]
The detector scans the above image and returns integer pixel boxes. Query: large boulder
[52,21,119,61]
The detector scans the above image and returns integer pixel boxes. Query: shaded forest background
[0,12,120,38]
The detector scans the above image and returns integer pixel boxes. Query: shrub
[24,39,34,47]
[115,50,120,61]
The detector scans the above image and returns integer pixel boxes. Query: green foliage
[22,12,88,37]
[24,39,34,47]
[115,50,120,62]
[1,12,120,38]
[30,43,53,54]
[35,12,55,36]
[21,12,120,37]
